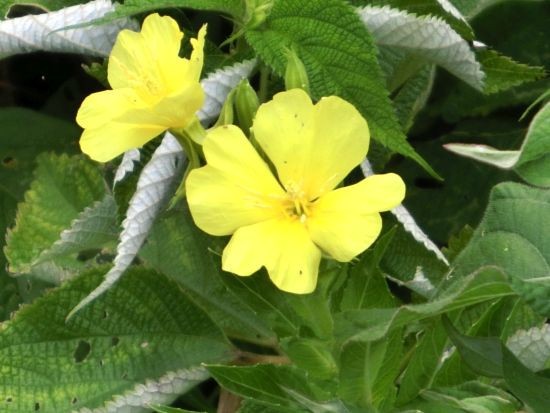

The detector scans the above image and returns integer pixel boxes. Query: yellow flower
[186,89,405,294]
[76,14,206,162]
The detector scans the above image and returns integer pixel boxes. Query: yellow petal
[108,14,184,91]
[307,173,405,261]
[252,89,369,199]
[222,219,321,294]
[76,88,144,129]
[186,125,285,236]
[188,25,207,82]
[80,122,164,162]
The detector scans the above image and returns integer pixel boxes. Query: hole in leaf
[111,337,119,347]
[102,311,108,320]
[99,359,104,367]
[5,397,12,403]
[2,156,16,168]
[71,397,78,404]
[34,402,40,411]
[73,340,91,363]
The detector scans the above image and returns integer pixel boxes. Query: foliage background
[0,0,549,412]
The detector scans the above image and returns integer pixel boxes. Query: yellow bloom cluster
[187,89,405,294]
[77,14,206,162]
[76,15,406,294]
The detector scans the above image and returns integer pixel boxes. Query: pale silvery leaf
[68,133,185,319]
[507,325,550,372]
[358,5,484,90]
[361,159,449,265]
[77,367,209,413]
[113,149,141,186]
[0,0,138,59]
[197,58,257,125]
[443,143,520,169]
[34,195,119,266]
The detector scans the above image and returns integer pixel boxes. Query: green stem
[258,66,270,103]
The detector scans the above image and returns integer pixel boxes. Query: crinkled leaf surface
[4,153,106,276]
[0,0,138,58]
[68,133,184,318]
[0,266,231,413]
[139,207,273,341]
[358,5,484,90]
[246,0,438,178]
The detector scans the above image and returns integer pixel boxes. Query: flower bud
[234,79,260,134]
[245,0,273,29]
[284,48,310,93]
[213,89,235,128]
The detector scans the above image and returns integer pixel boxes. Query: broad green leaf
[281,338,337,380]
[335,266,514,344]
[450,0,538,19]
[396,320,448,405]
[207,364,330,412]
[0,0,137,59]
[358,5,483,90]
[451,182,550,315]
[507,325,550,372]
[245,0,438,178]
[444,317,550,413]
[0,266,232,412]
[5,153,106,276]
[110,0,244,19]
[339,331,402,410]
[380,225,448,297]
[68,133,184,318]
[139,207,273,341]
[444,102,550,187]
[33,195,118,266]
[394,65,436,132]
[477,48,545,94]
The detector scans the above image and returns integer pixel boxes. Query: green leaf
[139,207,273,341]
[281,338,337,380]
[0,266,231,412]
[245,0,438,178]
[443,317,550,413]
[207,364,330,412]
[358,5,483,90]
[477,48,545,94]
[444,102,550,187]
[396,320,448,405]
[394,65,435,132]
[339,331,402,409]
[110,0,244,20]
[4,153,106,276]
[335,266,514,344]
[451,182,550,316]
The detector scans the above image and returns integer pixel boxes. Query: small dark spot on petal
[299,270,303,275]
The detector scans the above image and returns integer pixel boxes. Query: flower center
[283,183,312,223]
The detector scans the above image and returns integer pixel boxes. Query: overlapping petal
[222,218,321,294]
[253,89,370,199]
[80,122,165,163]
[77,13,206,162]
[308,174,405,261]
[186,125,285,236]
